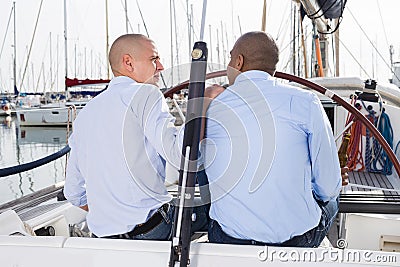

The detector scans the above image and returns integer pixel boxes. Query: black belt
[94,203,169,239]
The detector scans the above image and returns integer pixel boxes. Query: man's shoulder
[276,82,318,102]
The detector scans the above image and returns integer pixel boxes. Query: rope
[370,110,394,175]
[345,100,365,171]
[347,7,400,83]
[396,140,400,159]
[346,118,364,171]
[0,145,70,178]
[365,112,377,172]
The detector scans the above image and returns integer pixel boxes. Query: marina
[0,117,67,205]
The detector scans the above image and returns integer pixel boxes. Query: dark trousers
[208,197,339,247]
[197,169,339,247]
[95,200,209,240]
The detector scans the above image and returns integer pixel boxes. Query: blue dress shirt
[64,76,183,237]
[202,70,341,243]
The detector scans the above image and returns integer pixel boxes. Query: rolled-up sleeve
[308,94,341,202]
[64,133,87,207]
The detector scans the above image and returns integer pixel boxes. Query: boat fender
[2,103,9,111]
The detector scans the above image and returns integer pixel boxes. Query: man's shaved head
[108,34,164,86]
[232,31,279,75]
[109,34,150,73]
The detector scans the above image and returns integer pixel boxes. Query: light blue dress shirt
[64,76,183,237]
[202,70,341,243]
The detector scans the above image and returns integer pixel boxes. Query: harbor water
[0,116,68,205]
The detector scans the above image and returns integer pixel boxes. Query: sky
[0,0,399,93]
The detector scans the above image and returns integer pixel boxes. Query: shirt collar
[109,76,137,87]
[234,70,273,84]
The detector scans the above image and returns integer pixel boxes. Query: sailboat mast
[335,18,340,77]
[13,1,17,95]
[124,0,129,33]
[169,0,174,85]
[299,9,308,78]
[74,43,77,77]
[64,0,68,94]
[186,0,191,61]
[292,2,296,75]
[199,0,207,41]
[216,28,220,66]
[209,24,213,63]
[49,32,53,91]
[220,21,225,67]
[261,0,267,32]
[173,0,181,82]
[105,0,110,79]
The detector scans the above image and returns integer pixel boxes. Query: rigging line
[135,0,150,38]
[19,0,44,90]
[35,34,52,93]
[275,1,291,41]
[307,0,327,18]
[281,31,312,74]
[280,29,312,55]
[347,7,399,82]
[0,5,14,62]
[318,16,343,35]
[376,0,389,50]
[120,0,134,33]
[338,38,370,78]
[177,0,201,43]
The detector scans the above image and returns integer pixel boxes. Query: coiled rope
[346,101,365,171]
[0,145,70,178]
[346,95,394,175]
[367,108,394,175]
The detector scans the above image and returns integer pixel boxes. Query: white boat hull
[16,104,84,127]
[0,235,398,266]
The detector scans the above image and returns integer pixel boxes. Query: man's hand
[80,204,89,212]
[205,84,225,100]
[341,167,349,186]
[201,84,226,140]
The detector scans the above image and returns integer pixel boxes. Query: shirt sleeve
[64,132,88,207]
[308,94,341,202]
[132,85,184,170]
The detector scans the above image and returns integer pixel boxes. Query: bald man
[201,31,341,247]
[65,34,208,240]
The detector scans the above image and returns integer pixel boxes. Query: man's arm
[64,133,88,209]
[308,94,342,202]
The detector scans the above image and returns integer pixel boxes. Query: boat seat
[0,210,35,236]
[345,213,400,251]
[20,201,87,237]
[0,235,66,247]
[64,236,170,250]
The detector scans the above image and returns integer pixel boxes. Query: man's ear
[123,54,134,72]
[236,54,244,71]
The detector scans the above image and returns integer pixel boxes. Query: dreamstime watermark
[257,241,398,264]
